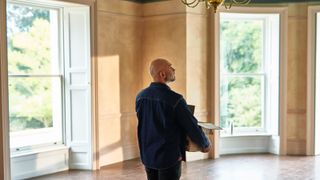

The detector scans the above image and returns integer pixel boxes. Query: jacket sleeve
[174,97,210,149]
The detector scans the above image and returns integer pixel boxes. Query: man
[135,58,211,180]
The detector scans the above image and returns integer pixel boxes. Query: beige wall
[286,3,308,155]
[186,11,209,122]
[142,1,211,122]
[186,7,213,159]
[96,0,142,166]
[142,1,187,94]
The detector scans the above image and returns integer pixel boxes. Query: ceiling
[126,0,319,3]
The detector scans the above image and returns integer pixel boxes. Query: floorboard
[31,154,320,180]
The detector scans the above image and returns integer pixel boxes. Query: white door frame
[307,6,320,156]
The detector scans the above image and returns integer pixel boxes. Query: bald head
[149,58,175,83]
[150,59,169,77]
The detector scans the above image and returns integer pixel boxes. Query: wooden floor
[32,154,320,180]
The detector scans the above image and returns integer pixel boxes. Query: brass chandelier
[181,0,251,13]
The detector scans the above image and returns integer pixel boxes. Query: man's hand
[201,144,211,153]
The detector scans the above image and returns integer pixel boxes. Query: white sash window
[7,1,92,178]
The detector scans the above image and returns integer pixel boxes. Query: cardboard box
[186,105,222,152]
[186,122,222,152]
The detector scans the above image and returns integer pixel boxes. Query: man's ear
[160,71,165,78]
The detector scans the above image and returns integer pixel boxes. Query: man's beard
[166,74,175,82]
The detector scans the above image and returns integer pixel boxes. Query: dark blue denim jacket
[136,82,209,169]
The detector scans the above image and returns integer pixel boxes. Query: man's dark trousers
[145,161,181,180]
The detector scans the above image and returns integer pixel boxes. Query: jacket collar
[150,82,170,90]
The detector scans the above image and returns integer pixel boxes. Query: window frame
[3,0,94,177]
[307,6,320,155]
[7,2,66,152]
[218,12,280,136]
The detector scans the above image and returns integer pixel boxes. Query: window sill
[220,133,273,138]
[11,144,68,158]
[219,133,279,155]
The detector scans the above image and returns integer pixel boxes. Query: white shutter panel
[64,6,92,169]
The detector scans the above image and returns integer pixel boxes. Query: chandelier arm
[183,0,202,8]
[223,1,233,10]
[181,0,200,7]
[181,0,251,12]
[232,0,251,5]
[205,1,212,10]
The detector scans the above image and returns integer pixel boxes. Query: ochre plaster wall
[141,1,211,121]
[186,11,209,123]
[96,0,142,166]
[185,8,212,160]
[286,3,308,155]
[142,1,187,94]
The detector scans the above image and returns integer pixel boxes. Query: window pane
[8,77,61,132]
[7,4,62,148]
[7,4,59,75]
[220,76,263,129]
[220,19,263,74]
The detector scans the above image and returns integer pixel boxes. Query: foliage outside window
[220,15,265,134]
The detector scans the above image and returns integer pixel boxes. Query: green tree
[8,7,53,132]
[220,20,263,129]
[7,4,49,36]
[220,20,262,73]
